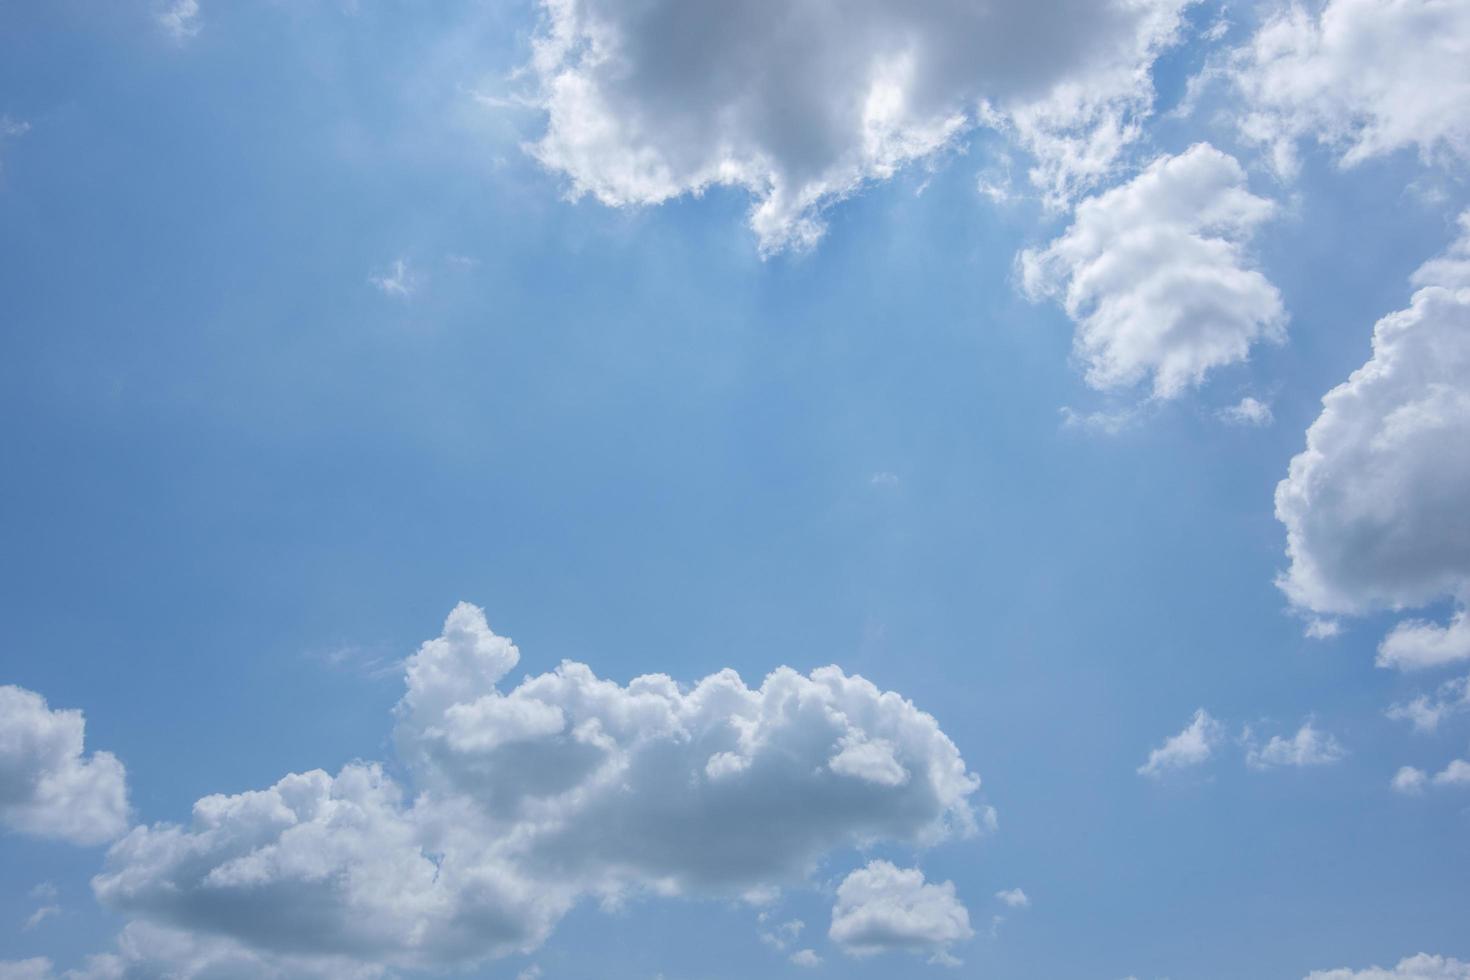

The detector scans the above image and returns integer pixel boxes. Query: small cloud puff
[995,888,1030,909]
[1020,144,1285,400]
[1219,396,1273,426]
[829,861,973,962]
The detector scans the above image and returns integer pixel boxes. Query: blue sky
[2,1,1469,978]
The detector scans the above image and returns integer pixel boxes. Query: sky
[1,1,1469,978]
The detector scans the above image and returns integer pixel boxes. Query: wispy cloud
[157,0,201,42]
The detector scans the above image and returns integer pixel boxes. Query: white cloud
[95,762,565,973]
[1433,758,1470,787]
[1387,675,1470,733]
[1138,708,1224,777]
[157,0,201,42]
[1393,757,1470,795]
[1244,721,1346,770]
[1059,403,1148,436]
[790,949,822,968]
[1305,953,1470,980]
[1219,396,1274,426]
[1020,143,1286,399]
[92,603,984,973]
[829,861,973,961]
[369,259,419,298]
[0,115,29,150]
[22,904,59,932]
[0,686,130,846]
[995,888,1030,909]
[522,0,1196,252]
[0,920,386,980]
[1380,611,1470,672]
[1275,212,1470,668]
[759,918,804,952]
[1305,618,1343,640]
[1229,0,1470,177]
[1391,765,1428,795]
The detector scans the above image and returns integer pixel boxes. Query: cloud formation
[1305,953,1470,980]
[1219,395,1274,426]
[1230,0,1470,177]
[1393,758,1470,795]
[89,603,983,973]
[523,0,1196,252]
[1388,675,1470,733]
[0,686,130,846]
[995,887,1030,909]
[828,860,973,962]
[1137,708,1224,777]
[1276,212,1470,666]
[1244,721,1346,770]
[1020,143,1285,398]
[157,0,201,42]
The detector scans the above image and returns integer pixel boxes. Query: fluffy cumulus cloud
[1244,721,1346,770]
[0,686,129,846]
[1276,213,1470,666]
[828,860,973,962]
[1305,953,1470,980]
[1020,143,1286,398]
[88,603,983,974]
[1229,0,1470,177]
[523,0,1197,252]
[1137,708,1224,777]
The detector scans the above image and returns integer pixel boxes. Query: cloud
[995,888,1030,909]
[0,115,28,175]
[1393,758,1470,796]
[0,921,385,980]
[1388,675,1470,733]
[1020,143,1286,399]
[157,0,201,42]
[1137,708,1224,777]
[1435,759,1470,786]
[1305,618,1343,640]
[22,905,59,932]
[0,686,130,846]
[1219,396,1274,426]
[369,259,419,298]
[1244,721,1346,770]
[521,0,1196,252]
[759,918,805,953]
[1380,611,1470,672]
[91,603,984,973]
[1275,212,1470,668]
[828,861,973,961]
[1391,765,1428,795]
[790,948,822,968]
[1229,0,1470,177]
[1059,404,1148,436]
[1305,953,1470,980]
